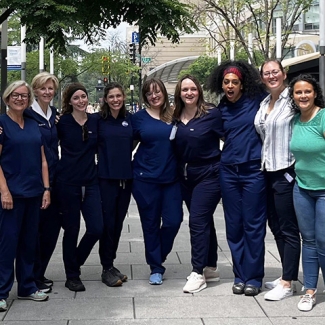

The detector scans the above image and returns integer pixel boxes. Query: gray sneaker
[112,266,128,282]
[17,291,49,301]
[102,268,123,287]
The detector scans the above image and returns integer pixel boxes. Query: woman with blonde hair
[0,81,50,311]
[26,72,60,292]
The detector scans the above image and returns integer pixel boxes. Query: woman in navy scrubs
[207,60,267,296]
[24,72,60,293]
[173,75,223,293]
[56,83,103,292]
[0,81,50,311]
[132,78,183,285]
[97,82,133,287]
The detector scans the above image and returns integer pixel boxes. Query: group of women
[1,59,325,314]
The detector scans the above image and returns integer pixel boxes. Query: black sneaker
[112,266,128,282]
[101,268,123,287]
[36,280,52,293]
[65,278,86,292]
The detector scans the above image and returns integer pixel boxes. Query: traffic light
[103,77,108,85]
[102,56,109,74]
[129,43,136,63]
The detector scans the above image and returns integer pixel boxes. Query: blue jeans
[293,183,325,290]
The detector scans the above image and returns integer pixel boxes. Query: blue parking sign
[132,32,139,44]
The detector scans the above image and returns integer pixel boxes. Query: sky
[74,23,128,52]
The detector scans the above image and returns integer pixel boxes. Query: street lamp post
[319,0,325,94]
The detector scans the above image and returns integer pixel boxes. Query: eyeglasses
[11,92,29,100]
[145,91,161,98]
[82,124,89,142]
[262,69,281,77]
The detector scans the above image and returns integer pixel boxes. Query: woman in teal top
[289,74,325,312]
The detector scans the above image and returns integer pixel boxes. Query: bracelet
[44,187,51,192]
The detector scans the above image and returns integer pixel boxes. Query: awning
[144,56,200,83]
[282,52,320,68]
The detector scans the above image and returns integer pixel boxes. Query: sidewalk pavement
[1,199,325,325]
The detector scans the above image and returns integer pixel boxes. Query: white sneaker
[183,272,207,293]
[264,284,294,301]
[203,267,220,282]
[265,277,281,289]
[298,292,316,311]
[265,278,297,292]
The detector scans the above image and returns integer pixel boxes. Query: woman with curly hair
[207,60,267,296]
[132,78,183,285]
[289,74,325,311]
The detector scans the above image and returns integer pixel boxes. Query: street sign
[7,46,21,70]
[132,31,139,44]
[141,57,151,64]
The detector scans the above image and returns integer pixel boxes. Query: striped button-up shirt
[254,87,296,171]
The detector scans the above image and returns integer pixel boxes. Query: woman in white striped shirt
[254,60,300,302]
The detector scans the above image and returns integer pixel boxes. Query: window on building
[304,1,319,31]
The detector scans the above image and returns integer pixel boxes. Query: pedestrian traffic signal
[102,56,109,74]
[103,77,108,85]
[129,43,136,63]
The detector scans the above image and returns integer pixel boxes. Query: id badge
[169,125,178,140]
[284,172,294,183]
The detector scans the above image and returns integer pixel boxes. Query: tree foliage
[191,0,313,66]
[0,0,197,54]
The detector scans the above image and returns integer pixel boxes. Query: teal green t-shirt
[290,109,325,190]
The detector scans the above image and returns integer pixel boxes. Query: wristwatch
[44,187,51,191]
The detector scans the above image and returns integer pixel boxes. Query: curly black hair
[206,60,265,99]
[289,74,325,109]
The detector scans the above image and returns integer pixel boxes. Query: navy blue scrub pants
[266,166,300,281]
[181,161,221,275]
[132,179,183,275]
[99,178,132,270]
[56,182,103,279]
[34,185,62,281]
[0,196,42,299]
[220,160,267,288]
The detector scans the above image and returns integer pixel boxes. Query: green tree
[0,0,197,53]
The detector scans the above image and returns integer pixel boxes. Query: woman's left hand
[41,191,51,209]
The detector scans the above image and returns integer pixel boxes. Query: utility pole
[1,14,8,114]
[319,0,325,94]
[138,29,142,107]
[21,25,26,81]
[129,42,136,112]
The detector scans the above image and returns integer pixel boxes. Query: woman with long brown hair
[132,78,183,285]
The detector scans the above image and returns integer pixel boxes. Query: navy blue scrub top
[173,106,223,164]
[0,115,44,198]
[218,93,265,165]
[56,113,98,186]
[24,106,59,184]
[132,109,178,183]
[97,112,133,180]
